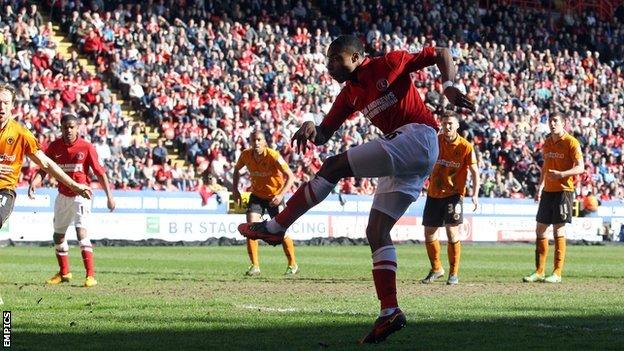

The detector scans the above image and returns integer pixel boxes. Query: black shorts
[247,194,283,218]
[422,194,463,227]
[0,189,16,229]
[536,191,574,225]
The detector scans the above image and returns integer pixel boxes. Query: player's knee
[318,154,350,182]
[54,240,69,253]
[446,227,460,242]
[79,238,92,248]
[53,233,66,245]
[553,225,566,238]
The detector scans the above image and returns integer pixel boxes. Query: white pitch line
[238,304,372,316]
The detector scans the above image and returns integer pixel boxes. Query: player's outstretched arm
[27,169,47,199]
[434,47,474,111]
[96,173,115,211]
[27,150,92,199]
[469,162,480,211]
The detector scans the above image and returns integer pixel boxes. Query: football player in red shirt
[239,35,473,343]
[29,113,116,288]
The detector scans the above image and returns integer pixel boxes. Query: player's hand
[291,121,317,153]
[28,185,36,199]
[270,194,283,207]
[0,164,12,176]
[535,191,542,203]
[72,183,92,200]
[547,169,564,180]
[444,86,475,111]
[232,189,241,206]
[107,197,116,212]
[471,195,479,212]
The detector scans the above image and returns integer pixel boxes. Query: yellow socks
[425,240,442,272]
[282,236,297,267]
[447,241,461,276]
[536,238,549,275]
[246,239,259,267]
[553,236,566,276]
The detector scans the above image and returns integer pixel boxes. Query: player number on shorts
[0,195,7,207]
[447,204,454,214]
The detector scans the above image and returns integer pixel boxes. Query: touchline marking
[238,304,373,316]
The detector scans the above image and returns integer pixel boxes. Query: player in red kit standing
[239,35,474,343]
[29,114,116,288]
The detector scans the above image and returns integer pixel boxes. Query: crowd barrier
[4,189,621,242]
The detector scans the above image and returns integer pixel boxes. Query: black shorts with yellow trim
[422,194,463,227]
[536,190,574,225]
[247,193,283,218]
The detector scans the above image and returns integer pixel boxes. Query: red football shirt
[45,138,106,196]
[321,48,440,135]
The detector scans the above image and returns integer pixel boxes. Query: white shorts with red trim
[53,193,91,234]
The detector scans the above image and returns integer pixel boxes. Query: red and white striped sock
[372,245,398,315]
[55,240,70,275]
[79,238,95,277]
[267,176,335,233]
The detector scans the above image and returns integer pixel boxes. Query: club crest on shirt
[6,137,14,145]
[376,79,389,91]
[77,152,85,160]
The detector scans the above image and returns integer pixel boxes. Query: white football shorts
[347,123,439,219]
[53,193,92,234]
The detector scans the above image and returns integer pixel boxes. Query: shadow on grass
[13,314,624,351]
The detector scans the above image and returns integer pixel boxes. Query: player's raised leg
[238,152,355,245]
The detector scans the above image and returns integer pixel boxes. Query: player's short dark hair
[329,35,365,55]
[548,112,565,122]
[440,111,460,121]
[61,113,79,124]
[0,83,17,103]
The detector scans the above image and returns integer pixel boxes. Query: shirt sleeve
[465,143,476,166]
[570,138,583,161]
[271,150,290,173]
[320,88,354,136]
[235,150,248,170]
[385,47,437,73]
[22,127,40,156]
[87,143,106,176]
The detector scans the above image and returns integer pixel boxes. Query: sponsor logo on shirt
[0,154,16,162]
[361,92,398,121]
[544,152,565,159]
[436,159,461,168]
[249,171,271,177]
[59,163,84,172]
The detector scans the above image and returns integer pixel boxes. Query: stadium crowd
[0,3,204,192]
[8,1,624,202]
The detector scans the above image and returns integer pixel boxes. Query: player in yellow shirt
[523,112,584,283]
[0,83,91,300]
[420,112,479,285]
[232,132,297,276]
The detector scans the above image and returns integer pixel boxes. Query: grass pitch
[1,244,623,350]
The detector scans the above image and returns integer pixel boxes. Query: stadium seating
[12,1,624,200]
